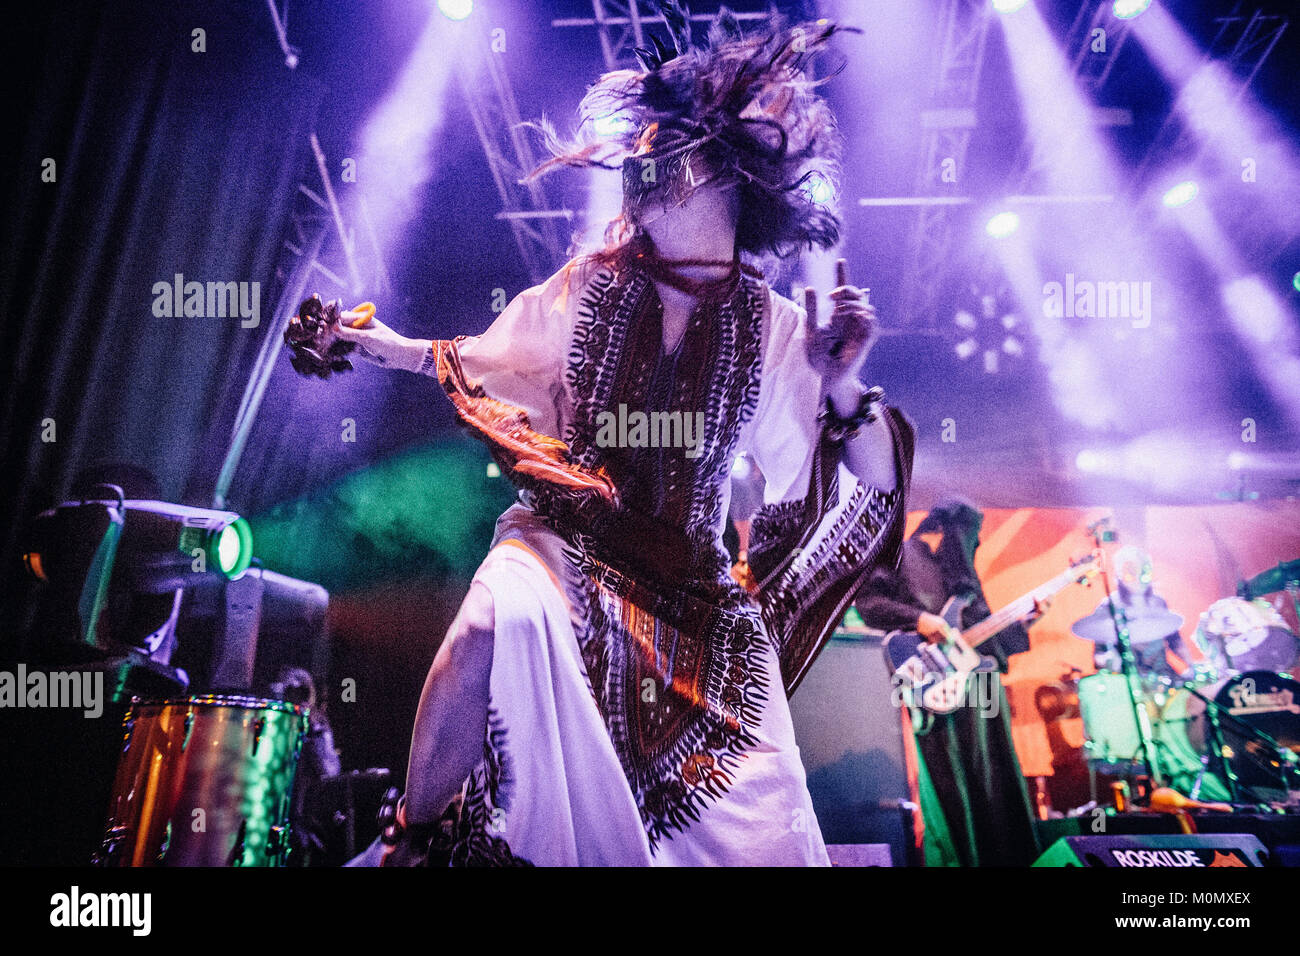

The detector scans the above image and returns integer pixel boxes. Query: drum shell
[1078,672,1212,785]
[1183,670,1300,798]
[99,695,306,866]
[1078,672,1143,771]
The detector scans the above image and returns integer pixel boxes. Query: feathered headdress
[529,2,854,259]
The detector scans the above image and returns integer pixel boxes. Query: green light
[246,436,516,591]
[1293,272,1300,293]
[214,518,253,579]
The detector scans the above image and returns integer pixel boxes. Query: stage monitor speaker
[1034,833,1269,867]
[788,633,912,865]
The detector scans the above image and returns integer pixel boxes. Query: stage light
[1112,0,1151,20]
[128,501,256,584]
[1076,433,1232,493]
[354,6,465,285]
[215,519,255,579]
[27,499,256,592]
[1292,272,1300,293]
[991,0,1030,13]
[949,285,1028,375]
[1131,5,1299,240]
[1161,180,1199,208]
[592,110,635,139]
[1075,449,1105,473]
[437,0,473,21]
[985,211,1020,238]
[801,172,835,207]
[1228,451,1249,471]
[24,495,257,655]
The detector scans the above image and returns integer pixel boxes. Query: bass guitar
[846,553,1099,718]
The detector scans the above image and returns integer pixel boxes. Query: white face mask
[629,180,743,252]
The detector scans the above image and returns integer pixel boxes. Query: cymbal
[1071,606,1185,645]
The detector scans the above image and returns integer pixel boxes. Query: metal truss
[273,133,394,303]
[1133,5,1289,184]
[553,1,777,71]
[1004,4,1134,199]
[1066,2,1135,95]
[898,0,994,330]
[461,38,569,285]
[1208,6,1289,96]
[217,130,399,509]
[263,0,302,70]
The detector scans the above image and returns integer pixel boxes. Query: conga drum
[96,695,307,866]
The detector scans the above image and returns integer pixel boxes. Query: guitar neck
[960,567,1080,649]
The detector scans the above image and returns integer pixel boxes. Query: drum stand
[1089,518,1165,788]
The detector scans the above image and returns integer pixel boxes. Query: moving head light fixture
[23,485,254,652]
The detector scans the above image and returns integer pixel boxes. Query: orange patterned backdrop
[900,501,1300,785]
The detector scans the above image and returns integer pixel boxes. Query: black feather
[633,46,660,71]
[708,7,741,48]
[655,0,693,54]
[530,13,860,260]
[649,33,674,67]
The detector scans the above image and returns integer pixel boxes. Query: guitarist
[855,498,1042,866]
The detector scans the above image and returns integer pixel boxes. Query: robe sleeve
[740,288,916,695]
[430,259,617,504]
[856,575,928,633]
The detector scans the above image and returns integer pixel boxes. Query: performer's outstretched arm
[806,258,898,493]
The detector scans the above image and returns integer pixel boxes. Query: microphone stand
[1088,518,1164,789]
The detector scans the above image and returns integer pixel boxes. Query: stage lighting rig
[1112,0,1152,21]
[1161,180,1199,208]
[22,486,255,655]
[985,210,1021,238]
[437,0,473,22]
[948,281,1027,376]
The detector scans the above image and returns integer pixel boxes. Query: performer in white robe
[328,11,915,866]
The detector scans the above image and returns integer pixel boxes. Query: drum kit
[1072,557,1300,806]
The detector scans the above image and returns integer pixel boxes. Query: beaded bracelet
[818,386,885,443]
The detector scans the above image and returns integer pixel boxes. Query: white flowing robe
[418,258,910,866]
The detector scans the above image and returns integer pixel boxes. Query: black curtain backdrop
[1,2,324,629]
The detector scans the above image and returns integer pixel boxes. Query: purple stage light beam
[354,10,469,274]
[1127,4,1299,228]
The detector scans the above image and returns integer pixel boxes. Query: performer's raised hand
[333,309,428,373]
[804,258,878,382]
